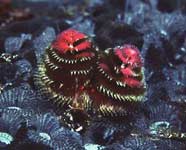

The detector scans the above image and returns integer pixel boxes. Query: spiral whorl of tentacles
[34,29,96,108]
[89,45,146,117]
[34,29,146,130]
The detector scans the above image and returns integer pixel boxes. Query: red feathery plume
[51,29,92,54]
[114,44,143,88]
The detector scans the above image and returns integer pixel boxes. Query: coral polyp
[34,29,146,129]
[0,84,37,111]
[0,109,25,148]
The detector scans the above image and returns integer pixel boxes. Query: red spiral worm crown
[87,44,146,117]
[34,29,146,128]
[34,29,97,111]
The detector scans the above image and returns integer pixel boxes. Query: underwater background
[0,0,186,149]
